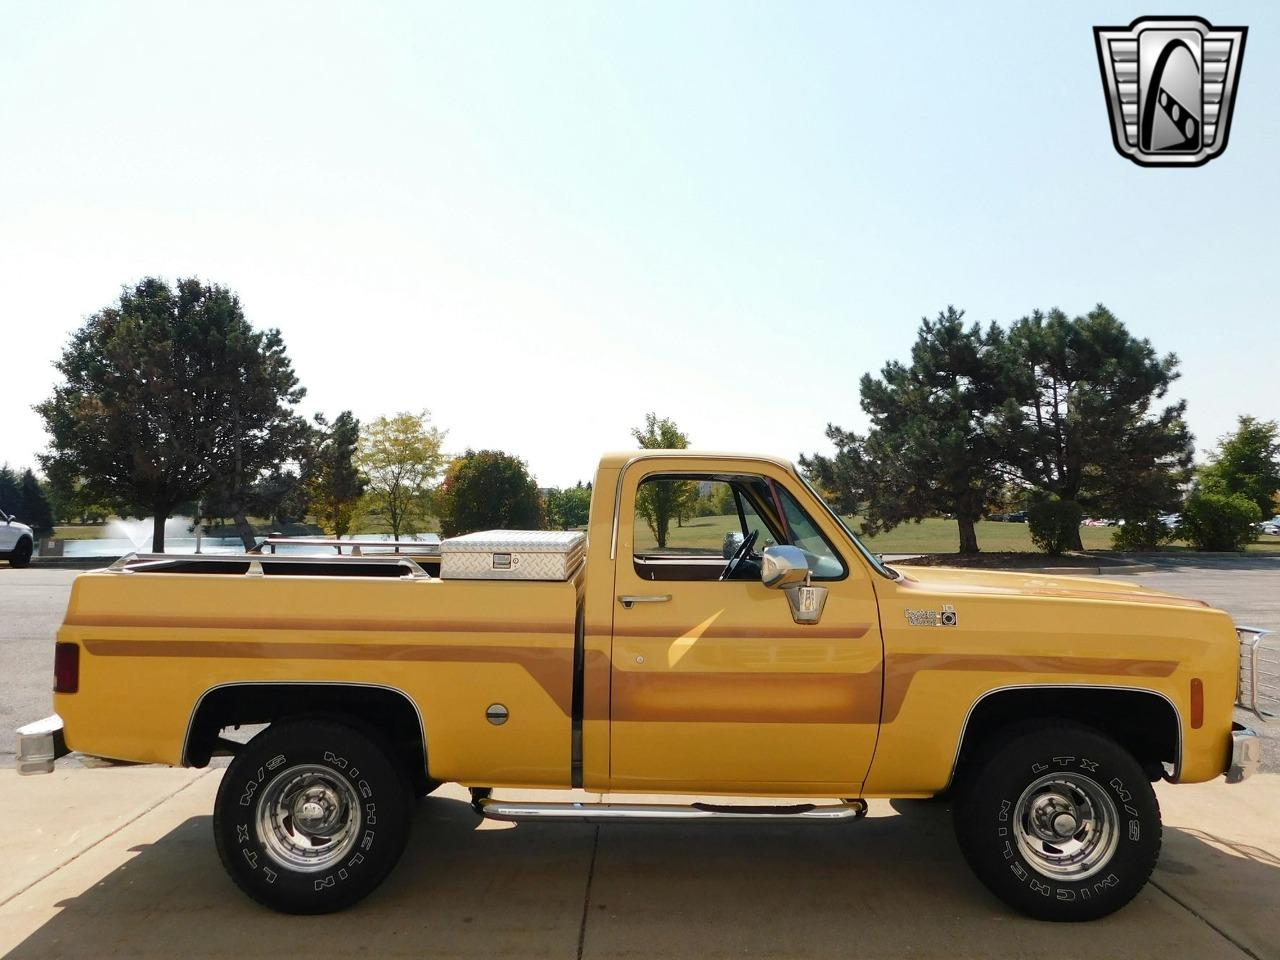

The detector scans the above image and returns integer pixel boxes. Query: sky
[1,1,1276,487]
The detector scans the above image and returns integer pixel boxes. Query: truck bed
[54,562,585,787]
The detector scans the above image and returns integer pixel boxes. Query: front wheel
[952,722,1161,921]
[213,718,412,914]
[8,538,32,568]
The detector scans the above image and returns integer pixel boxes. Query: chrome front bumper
[1226,723,1262,784]
[15,714,67,775]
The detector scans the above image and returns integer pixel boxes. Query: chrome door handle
[617,594,671,608]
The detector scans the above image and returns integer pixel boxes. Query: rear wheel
[8,537,32,568]
[213,718,412,914]
[952,722,1161,921]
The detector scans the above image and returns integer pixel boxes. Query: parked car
[0,509,34,567]
[16,450,1270,922]
[1258,521,1280,537]
[989,511,1027,523]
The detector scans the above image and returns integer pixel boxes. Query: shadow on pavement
[6,795,1276,959]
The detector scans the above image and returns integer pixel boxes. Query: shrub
[1112,514,1172,551]
[1026,496,1083,555]
[1178,491,1261,552]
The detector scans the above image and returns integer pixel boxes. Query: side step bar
[476,797,868,823]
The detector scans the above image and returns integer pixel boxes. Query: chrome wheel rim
[255,764,361,872]
[1012,772,1119,881]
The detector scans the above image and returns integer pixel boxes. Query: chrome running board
[477,798,868,823]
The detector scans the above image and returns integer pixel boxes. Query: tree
[630,412,695,548]
[998,305,1192,550]
[306,412,366,537]
[20,470,55,535]
[1026,495,1083,556]
[801,308,1011,554]
[545,482,592,530]
[437,450,544,537]
[1199,416,1280,518]
[1179,490,1261,552]
[0,466,19,517]
[357,411,446,540]
[43,477,110,524]
[37,278,306,552]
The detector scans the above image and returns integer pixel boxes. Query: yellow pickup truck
[16,451,1273,921]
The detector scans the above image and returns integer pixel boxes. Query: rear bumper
[1226,722,1262,784]
[15,714,67,775]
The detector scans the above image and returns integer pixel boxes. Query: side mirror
[761,545,809,590]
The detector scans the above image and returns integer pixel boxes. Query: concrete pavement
[1,772,1277,959]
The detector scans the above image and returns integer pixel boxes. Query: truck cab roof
[596,450,799,472]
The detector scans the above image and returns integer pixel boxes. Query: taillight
[1190,677,1204,729]
[54,642,79,694]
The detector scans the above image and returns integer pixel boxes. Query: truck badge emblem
[905,604,958,627]
[1094,16,1247,167]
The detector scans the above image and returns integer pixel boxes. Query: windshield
[793,472,900,581]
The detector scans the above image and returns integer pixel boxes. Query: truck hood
[889,565,1210,609]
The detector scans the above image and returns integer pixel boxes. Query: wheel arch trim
[945,683,1184,789]
[182,680,429,775]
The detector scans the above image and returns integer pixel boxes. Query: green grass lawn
[648,512,1280,555]
[52,524,108,540]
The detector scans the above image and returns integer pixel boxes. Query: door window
[630,474,844,581]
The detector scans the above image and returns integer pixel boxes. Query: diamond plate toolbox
[439,530,587,581]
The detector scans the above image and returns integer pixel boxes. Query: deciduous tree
[1199,416,1280,518]
[437,450,543,537]
[37,278,307,551]
[631,413,695,548]
[356,411,446,540]
[545,483,592,530]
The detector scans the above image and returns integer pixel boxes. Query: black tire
[952,722,1161,921]
[8,537,32,568]
[213,718,412,914]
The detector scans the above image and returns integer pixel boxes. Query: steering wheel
[720,529,759,581]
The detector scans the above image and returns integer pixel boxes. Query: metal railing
[250,537,441,557]
[1236,625,1278,722]
[106,551,432,579]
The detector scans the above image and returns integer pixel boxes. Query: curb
[886,556,1159,576]
[26,557,121,569]
[1013,563,1158,576]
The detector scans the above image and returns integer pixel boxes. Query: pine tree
[802,308,1010,554]
[998,305,1192,549]
[19,470,55,534]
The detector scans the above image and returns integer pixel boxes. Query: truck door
[609,460,884,793]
